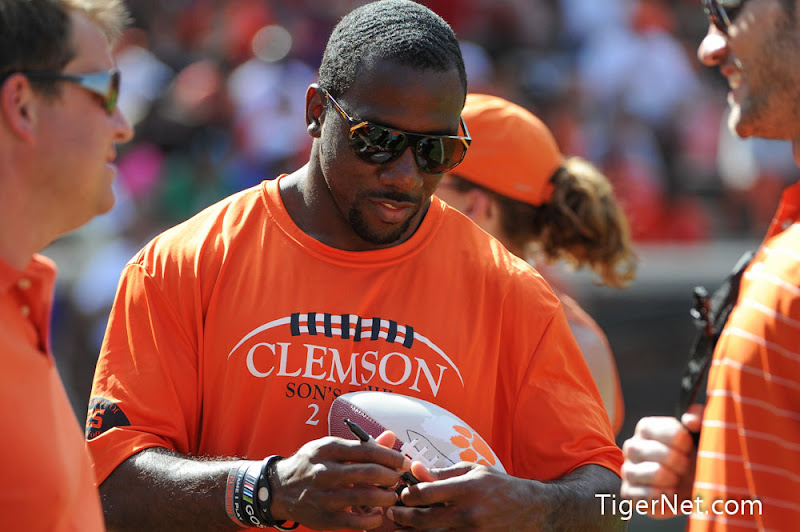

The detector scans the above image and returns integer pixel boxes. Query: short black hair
[318,0,466,100]
[0,0,128,96]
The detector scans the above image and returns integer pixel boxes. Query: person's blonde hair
[63,0,129,42]
[451,156,638,288]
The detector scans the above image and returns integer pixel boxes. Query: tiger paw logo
[450,425,496,467]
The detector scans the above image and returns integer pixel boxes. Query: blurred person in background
[621,0,800,530]
[85,1,624,530]
[436,93,638,436]
[0,0,133,529]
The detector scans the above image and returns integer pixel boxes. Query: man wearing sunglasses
[86,1,624,531]
[0,0,133,530]
[622,1,800,530]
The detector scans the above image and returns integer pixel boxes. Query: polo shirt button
[782,219,794,230]
[20,305,30,317]
[17,278,32,290]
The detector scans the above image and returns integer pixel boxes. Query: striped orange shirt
[690,182,800,531]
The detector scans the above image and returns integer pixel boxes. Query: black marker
[344,418,371,443]
[343,418,420,486]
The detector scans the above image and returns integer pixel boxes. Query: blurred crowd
[49,0,799,414]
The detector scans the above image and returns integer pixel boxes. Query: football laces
[400,438,441,468]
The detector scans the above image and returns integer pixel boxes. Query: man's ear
[462,188,493,223]
[465,190,506,238]
[305,83,325,138]
[0,73,37,143]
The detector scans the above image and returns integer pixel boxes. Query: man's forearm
[99,447,242,532]
[535,464,626,532]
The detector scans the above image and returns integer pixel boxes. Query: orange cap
[454,93,562,206]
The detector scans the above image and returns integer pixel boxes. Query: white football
[328,391,506,473]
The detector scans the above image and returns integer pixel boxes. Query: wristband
[229,461,267,528]
[225,461,248,528]
[256,455,299,531]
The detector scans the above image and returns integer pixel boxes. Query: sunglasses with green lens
[23,68,120,115]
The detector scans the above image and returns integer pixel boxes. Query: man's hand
[386,462,622,531]
[270,431,411,531]
[620,405,704,518]
[386,462,534,531]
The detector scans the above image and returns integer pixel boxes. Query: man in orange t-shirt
[87,2,623,531]
[0,1,134,530]
[621,1,800,530]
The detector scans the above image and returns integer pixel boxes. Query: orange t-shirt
[0,254,105,532]
[690,182,800,531]
[558,292,625,436]
[87,176,621,530]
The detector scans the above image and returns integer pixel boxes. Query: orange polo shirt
[0,254,105,531]
[690,182,800,531]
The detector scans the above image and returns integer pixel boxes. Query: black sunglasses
[701,0,747,34]
[22,68,120,115]
[323,89,471,175]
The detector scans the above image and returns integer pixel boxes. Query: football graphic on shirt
[328,391,506,472]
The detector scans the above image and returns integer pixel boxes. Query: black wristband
[256,455,299,531]
[236,461,267,528]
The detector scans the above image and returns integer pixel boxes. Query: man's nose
[113,106,135,144]
[697,26,728,67]
[379,146,423,191]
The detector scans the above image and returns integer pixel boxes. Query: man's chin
[350,210,413,247]
[97,193,116,216]
[728,106,751,139]
[355,226,408,246]
[729,105,798,141]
